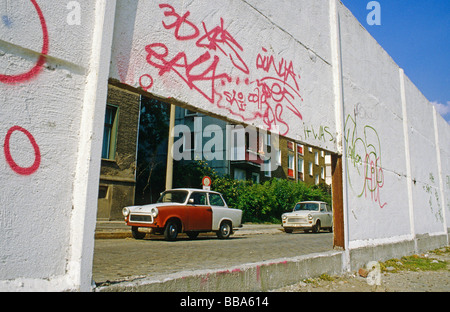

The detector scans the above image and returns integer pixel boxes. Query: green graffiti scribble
[344,114,386,208]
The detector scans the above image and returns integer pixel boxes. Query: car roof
[165,188,221,195]
[296,201,327,204]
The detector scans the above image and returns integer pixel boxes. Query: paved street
[92,228,333,286]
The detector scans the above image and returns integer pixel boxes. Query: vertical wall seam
[329,0,350,270]
[432,107,448,242]
[399,68,416,251]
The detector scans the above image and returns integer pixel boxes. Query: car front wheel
[216,221,232,239]
[164,220,179,241]
[132,226,146,239]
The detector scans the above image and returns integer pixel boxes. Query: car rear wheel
[131,226,146,239]
[216,221,232,239]
[164,220,179,241]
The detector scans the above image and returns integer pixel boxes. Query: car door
[320,203,332,228]
[208,192,228,230]
[186,192,212,231]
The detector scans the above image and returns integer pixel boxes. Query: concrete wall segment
[435,113,450,232]
[0,0,116,291]
[337,2,412,246]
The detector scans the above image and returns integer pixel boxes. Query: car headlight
[282,215,287,220]
[150,207,159,218]
[122,207,130,217]
[308,214,313,220]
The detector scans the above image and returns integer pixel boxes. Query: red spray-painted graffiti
[3,126,41,176]
[140,3,304,136]
[1,1,45,175]
[0,0,49,84]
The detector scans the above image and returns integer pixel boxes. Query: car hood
[283,210,316,217]
[127,202,183,213]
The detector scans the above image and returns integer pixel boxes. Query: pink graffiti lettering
[197,18,249,74]
[223,90,246,111]
[142,4,304,136]
[0,0,49,84]
[364,154,387,208]
[145,43,230,103]
[159,4,200,41]
[256,47,300,90]
[3,126,41,176]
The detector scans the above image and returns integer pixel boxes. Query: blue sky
[340,0,450,123]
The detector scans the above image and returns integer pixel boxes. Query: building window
[315,174,320,185]
[234,168,246,181]
[321,167,325,180]
[277,149,281,165]
[98,185,109,199]
[252,172,260,183]
[298,157,304,181]
[102,105,118,160]
[309,162,313,176]
[287,141,294,151]
[185,109,197,116]
[315,152,319,165]
[288,154,295,178]
[230,128,245,161]
[297,144,303,155]
[264,160,271,177]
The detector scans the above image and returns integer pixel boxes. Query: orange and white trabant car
[122,188,242,241]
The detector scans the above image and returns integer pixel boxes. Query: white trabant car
[281,201,333,233]
[122,188,242,241]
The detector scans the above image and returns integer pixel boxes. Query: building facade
[97,84,141,220]
[175,107,329,186]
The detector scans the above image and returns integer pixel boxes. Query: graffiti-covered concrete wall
[335,2,449,262]
[0,0,448,291]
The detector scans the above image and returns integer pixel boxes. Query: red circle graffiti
[139,74,154,91]
[3,126,41,175]
[0,0,49,84]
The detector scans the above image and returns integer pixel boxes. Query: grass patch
[380,249,449,273]
[318,273,335,282]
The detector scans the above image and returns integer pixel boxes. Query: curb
[95,223,284,239]
[95,250,344,292]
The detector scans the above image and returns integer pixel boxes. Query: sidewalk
[95,221,284,239]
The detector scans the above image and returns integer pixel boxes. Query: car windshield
[157,190,188,204]
[294,202,319,211]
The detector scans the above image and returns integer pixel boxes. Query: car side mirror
[188,198,194,205]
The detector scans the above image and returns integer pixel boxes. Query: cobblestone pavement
[92,226,333,285]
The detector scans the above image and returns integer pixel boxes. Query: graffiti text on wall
[423,173,443,223]
[140,3,304,136]
[344,114,387,208]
